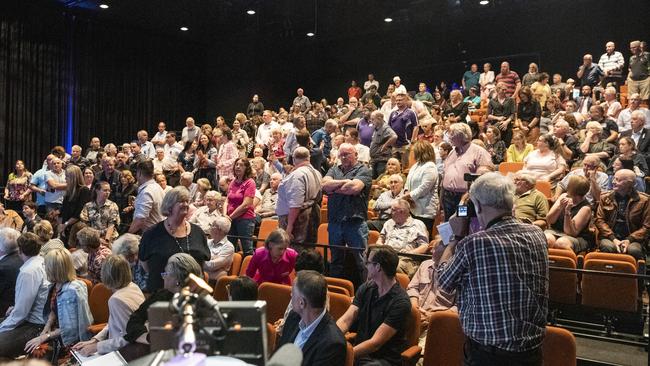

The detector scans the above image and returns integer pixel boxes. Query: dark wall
[0,3,206,183]
[205,0,650,119]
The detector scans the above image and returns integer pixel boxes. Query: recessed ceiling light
[384,17,393,23]
[479,0,489,5]
[180,27,189,31]
[306,32,315,37]
[99,4,109,9]
[246,9,256,15]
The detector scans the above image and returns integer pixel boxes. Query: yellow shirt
[506,143,534,163]
[531,82,552,108]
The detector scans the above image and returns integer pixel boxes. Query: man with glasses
[627,41,650,104]
[336,245,411,366]
[554,155,608,205]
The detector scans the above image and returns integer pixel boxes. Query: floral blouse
[80,200,121,240]
[6,172,32,201]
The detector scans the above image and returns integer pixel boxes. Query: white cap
[393,76,401,82]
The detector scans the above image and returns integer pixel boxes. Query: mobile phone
[457,205,468,217]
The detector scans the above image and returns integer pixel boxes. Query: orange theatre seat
[423,310,464,366]
[229,252,243,276]
[213,275,237,301]
[548,255,578,305]
[401,303,423,365]
[328,291,352,320]
[535,180,553,199]
[88,283,112,334]
[325,276,354,297]
[396,273,410,289]
[498,162,524,175]
[256,219,279,248]
[239,255,252,276]
[317,223,331,261]
[581,253,638,313]
[368,230,380,244]
[258,282,292,323]
[345,342,354,366]
[542,326,577,366]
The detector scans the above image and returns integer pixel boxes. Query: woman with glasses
[80,181,120,243]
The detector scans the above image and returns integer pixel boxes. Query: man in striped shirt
[436,172,548,365]
[598,41,625,91]
[495,61,521,98]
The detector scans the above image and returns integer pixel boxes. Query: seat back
[328,284,351,296]
[535,180,553,199]
[256,219,279,247]
[584,252,637,268]
[548,248,577,263]
[423,310,464,366]
[405,303,421,348]
[582,258,638,312]
[79,278,93,294]
[325,276,354,297]
[498,162,524,175]
[396,273,410,289]
[548,255,578,304]
[258,282,292,323]
[229,252,243,276]
[214,275,237,301]
[89,283,112,324]
[317,223,330,261]
[542,326,576,366]
[328,291,352,320]
[368,230,380,244]
[239,255,252,276]
[345,342,354,366]
[320,207,328,224]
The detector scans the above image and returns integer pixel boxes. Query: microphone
[266,344,303,366]
[186,273,228,333]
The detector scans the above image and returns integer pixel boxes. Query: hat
[393,76,401,82]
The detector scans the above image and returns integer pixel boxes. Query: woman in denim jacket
[24,248,93,357]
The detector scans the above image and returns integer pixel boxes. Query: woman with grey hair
[204,217,235,283]
[112,233,148,290]
[138,186,209,292]
[188,190,224,234]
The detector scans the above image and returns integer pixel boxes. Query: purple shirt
[357,118,374,147]
[227,178,256,220]
[388,108,417,147]
[246,247,298,285]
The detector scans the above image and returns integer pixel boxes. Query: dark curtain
[0,5,206,185]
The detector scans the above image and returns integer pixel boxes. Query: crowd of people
[0,38,649,365]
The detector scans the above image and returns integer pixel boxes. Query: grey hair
[293,147,310,162]
[585,121,603,133]
[469,172,515,210]
[512,171,536,186]
[448,123,472,141]
[204,190,222,200]
[391,198,411,211]
[389,174,404,183]
[324,119,338,128]
[160,186,191,216]
[166,253,202,285]
[181,171,194,181]
[0,228,20,254]
[112,233,141,257]
[631,109,647,123]
[209,216,232,233]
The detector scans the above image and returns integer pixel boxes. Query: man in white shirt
[151,121,168,148]
[138,130,156,159]
[617,93,650,131]
[182,116,199,143]
[129,160,165,234]
[393,76,407,95]
[364,73,380,93]
[45,157,67,213]
[0,232,51,358]
[598,41,625,90]
[162,132,183,186]
[256,110,280,147]
[344,128,370,165]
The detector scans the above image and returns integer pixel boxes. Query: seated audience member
[22,201,42,234]
[80,181,121,243]
[192,178,212,207]
[24,248,93,358]
[555,155,608,205]
[377,199,430,277]
[374,158,405,193]
[179,172,199,202]
[204,217,235,283]
[617,94,650,133]
[255,173,281,222]
[77,227,112,284]
[522,133,567,187]
[189,190,224,235]
[553,119,580,163]
[463,87,481,107]
[112,233,148,291]
[506,131,534,163]
[227,275,259,301]
[619,109,650,160]
[345,128,371,165]
[607,136,649,177]
[600,86,622,120]
[154,173,172,195]
[72,255,145,356]
[34,220,64,256]
[595,169,650,260]
[120,253,202,361]
[607,157,646,192]
[246,228,298,285]
[482,125,507,165]
[404,141,439,235]
[0,228,23,317]
[276,270,346,366]
[588,104,619,143]
[578,121,615,165]
[337,245,411,366]
[0,233,50,358]
[416,118,435,143]
[368,174,405,232]
[0,202,23,231]
[512,172,549,229]
[545,175,593,253]
[252,157,271,193]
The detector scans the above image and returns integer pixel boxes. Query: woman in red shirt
[225,158,257,256]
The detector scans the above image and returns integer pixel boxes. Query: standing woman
[403,141,439,236]
[177,140,198,175]
[216,127,239,181]
[225,158,256,256]
[59,165,92,244]
[138,186,210,292]
[517,86,542,144]
[232,119,250,158]
[80,181,121,243]
[4,160,32,214]
[83,168,95,190]
[24,248,93,361]
[479,62,495,100]
[194,134,217,185]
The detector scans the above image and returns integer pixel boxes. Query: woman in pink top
[225,158,257,256]
[215,127,239,181]
[246,229,297,285]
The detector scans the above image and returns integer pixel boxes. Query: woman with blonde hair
[506,131,534,162]
[404,140,439,235]
[35,220,65,255]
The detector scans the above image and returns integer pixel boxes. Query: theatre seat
[325,276,354,297]
[581,256,638,312]
[535,180,553,199]
[213,275,237,301]
[229,252,243,276]
[256,219,279,247]
[240,255,252,276]
[396,273,410,289]
[498,162,524,175]
[542,326,577,366]
[401,303,423,366]
[88,283,112,334]
[548,255,578,304]
[258,282,292,323]
[368,230,380,244]
[328,291,352,320]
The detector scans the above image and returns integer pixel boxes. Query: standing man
[128,160,165,234]
[628,40,650,104]
[293,88,312,113]
[494,61,521,98]
[277,147,323,247]
[577,54,604,89]
[182,117,199,143]
[364,73,379,93]
[322,143,372,286]
[98,156,122,201]
[256,110,280,149]
[487,82,516,145]
[163,132,183,186]
[277,270,346,366]
[436,172,549,365]
[388,92,418,168]
[598,41,625,90]
[369,111,397,179]
[85,137,103,164]
[151,122,168,148]
[138,130,156,159]
[462,64,481,94]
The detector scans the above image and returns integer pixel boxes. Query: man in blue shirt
[388,92,418,168]
[311,119,337,173]
[577,54,604,88]
[462,64,481,93]
[30,154,55,218]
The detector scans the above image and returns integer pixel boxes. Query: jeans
[0,321,44,358]
[371,160,387,179]
[328,219,368,285]
[464,338,542,366]
[229,217,256,256]
[443,190,465,221]
[599,239,645,261]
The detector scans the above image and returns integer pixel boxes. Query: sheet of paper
[72,350,127,366]
[437,222,454,245]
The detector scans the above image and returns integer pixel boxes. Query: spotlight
[246,10,256,15]
[306,32,315,37]
[180,27,189,31]
[384,17,393,23]
[479,0,489,5]
[99,4,109,9]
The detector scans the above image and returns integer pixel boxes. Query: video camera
[456,173,479,218]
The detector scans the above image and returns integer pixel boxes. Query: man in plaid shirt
[436,172,548,365]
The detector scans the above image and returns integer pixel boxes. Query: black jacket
[0,252,23,315]
[277,311,346,366]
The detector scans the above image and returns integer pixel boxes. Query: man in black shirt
[336,245,411,366]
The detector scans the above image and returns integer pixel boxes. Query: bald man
[595,169,650,260]
[598,41,625,90]
[577,54,604,89]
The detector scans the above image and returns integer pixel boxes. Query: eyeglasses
[161,272,170,278]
